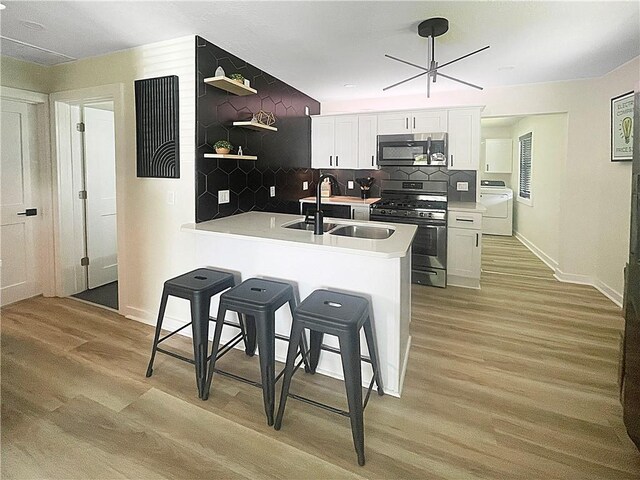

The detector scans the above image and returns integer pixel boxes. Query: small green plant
[230,73,244,83]
[214,140,233,150]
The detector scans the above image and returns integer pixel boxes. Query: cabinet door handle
[336,155,339,166]
[406,118,408,130]
[476,233,479,247]
[486,164,490,172]
[450,154,454,167]
[456,218,474,223]
[329,155,332,166]
[371,155,374,166]
[413,117,416,129]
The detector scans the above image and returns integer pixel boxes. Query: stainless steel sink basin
[283,221,337,232]
[329,225,395,239]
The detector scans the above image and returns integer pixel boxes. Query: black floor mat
[72,281,118,310]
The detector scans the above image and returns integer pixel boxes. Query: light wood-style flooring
[2,236,640,479]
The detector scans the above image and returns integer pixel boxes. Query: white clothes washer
[479,180,513,236]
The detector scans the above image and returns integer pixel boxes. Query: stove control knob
[419,212,425,217]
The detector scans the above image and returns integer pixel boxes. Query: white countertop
[448,201,487,213]
[299,195,380,206]
[182,212,417,259]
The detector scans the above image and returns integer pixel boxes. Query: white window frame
[517,132,533,206]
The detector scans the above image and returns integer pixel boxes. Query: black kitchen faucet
[314,173,338,235]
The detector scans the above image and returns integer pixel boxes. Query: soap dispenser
[320,178,331,197]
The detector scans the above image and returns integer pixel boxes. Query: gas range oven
[370,180,448,287]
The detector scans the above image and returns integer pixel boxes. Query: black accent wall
[195,36,321,222]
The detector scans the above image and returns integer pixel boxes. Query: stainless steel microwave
[377,132,448,167]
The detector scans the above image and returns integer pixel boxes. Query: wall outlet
[270,186,276,197]
[218,190,230,204]
[348,181,354,189]
[303,181,309,190]
[456,182,469,192]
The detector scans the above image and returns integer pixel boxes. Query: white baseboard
[513,234,623,309]
[593,280,624,308]
[513,231,559,271]
[553,268,593,285]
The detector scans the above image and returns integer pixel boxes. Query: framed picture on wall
[611,91,634,162]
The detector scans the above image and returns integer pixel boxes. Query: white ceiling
[1,1,639,102]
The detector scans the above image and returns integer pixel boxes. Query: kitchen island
[182,211,417,396]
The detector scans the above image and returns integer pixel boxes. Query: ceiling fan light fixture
[384,17,490,98]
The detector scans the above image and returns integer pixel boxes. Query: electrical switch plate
[348,181,354,189]
[270,186,276,197]
[166,191,175,205]
[218,190,230,204]
[303,181,309,190]
[456,182,469,192]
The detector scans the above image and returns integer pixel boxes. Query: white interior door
[83,105,117,289]
[1,99,40,305]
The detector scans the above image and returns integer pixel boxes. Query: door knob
[17,208,37,216]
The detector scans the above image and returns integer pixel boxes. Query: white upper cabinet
[484,138,513,174]
[357,115,378,169]
[377,110,447,135]
[311,115,358,169]
[313,107,481,171]
[413,110,448,133]
[447,108,481,171]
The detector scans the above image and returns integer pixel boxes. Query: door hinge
[76,122,85,132]
[80,257,89,266]
[78,190,87,199]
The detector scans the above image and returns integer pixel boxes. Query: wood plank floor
[2,235,640,479]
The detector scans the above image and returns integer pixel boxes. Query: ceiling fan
[384,17,490,98]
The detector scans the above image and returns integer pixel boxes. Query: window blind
[519,133,532,200]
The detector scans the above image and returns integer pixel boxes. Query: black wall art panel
[135,75,180,178]
[195,36,320,222]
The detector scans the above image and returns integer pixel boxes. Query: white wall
[511,114,567,267]
[593,61,637,301]
[324,56,639,304]
[48,36,198,323]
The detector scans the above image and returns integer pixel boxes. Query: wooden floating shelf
[203,76,257,96]
[232,121,278,132]
[204,153,258,161]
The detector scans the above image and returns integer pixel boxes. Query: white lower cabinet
[447,211,482,289]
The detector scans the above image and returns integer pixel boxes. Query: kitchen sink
[283,221,337,232]
[329,225,395,240]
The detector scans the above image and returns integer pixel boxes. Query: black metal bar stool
[145,268,250,399]
[274,289,384,466]
[204,278,309,426]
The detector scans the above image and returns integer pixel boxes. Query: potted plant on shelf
[230,73,244,84]
[214,140,233,155]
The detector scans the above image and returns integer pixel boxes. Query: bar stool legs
[274,290,384,466]
[203,278,307,426]
[144,268,237,399]
[145,290,169,378]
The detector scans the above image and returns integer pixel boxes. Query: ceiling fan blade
[437,72,483,90]
[432,45,490,72]
[385,54,429,72]
[383,71,428,91]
